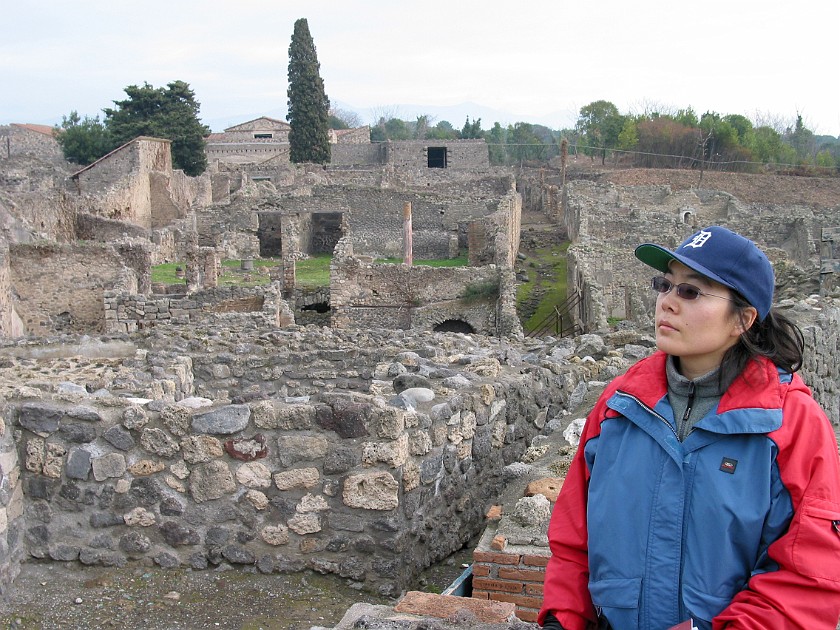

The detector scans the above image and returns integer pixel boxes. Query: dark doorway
[257,212,283,257]
[433,319,475,334]
[427,147,448,168]
[311,213,343,253]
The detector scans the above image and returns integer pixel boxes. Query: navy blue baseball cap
[634,226,775,321]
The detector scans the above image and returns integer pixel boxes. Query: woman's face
[654,262,752,379]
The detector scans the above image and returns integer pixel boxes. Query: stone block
[394,591,516,623]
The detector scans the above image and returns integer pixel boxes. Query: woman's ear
[735,306,758,335]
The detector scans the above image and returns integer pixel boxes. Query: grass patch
[295,254,332,288]
[151,254,333,289]
[376,254,469,267]
[517,242,570,334]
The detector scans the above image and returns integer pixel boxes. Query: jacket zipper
[678,381,696,442]
[614,390,679,439]
[615,388,690,623]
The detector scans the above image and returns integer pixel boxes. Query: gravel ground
[0,546,474,630]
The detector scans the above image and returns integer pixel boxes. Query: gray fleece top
[666,356,737,441]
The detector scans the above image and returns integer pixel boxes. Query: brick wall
[472,548,549,622]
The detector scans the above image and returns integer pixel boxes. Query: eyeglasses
[651,276,734,302]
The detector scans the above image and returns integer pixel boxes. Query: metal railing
[525,291,583,338]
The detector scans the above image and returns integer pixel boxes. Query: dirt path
[0,547,472,630]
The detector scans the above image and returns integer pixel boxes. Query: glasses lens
[675,284,702,300]
[651,276,671,293]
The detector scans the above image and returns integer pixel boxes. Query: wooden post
[403,202,413,266]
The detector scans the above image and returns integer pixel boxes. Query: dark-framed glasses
[651,276,734,302]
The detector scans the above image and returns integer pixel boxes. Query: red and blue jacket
[539,352,840,629]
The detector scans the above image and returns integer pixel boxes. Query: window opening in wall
[427,147,448,168]
[254,133,273,139]
[433,319,474,333]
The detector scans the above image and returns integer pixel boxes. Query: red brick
[471,564,491,577]
[395,591,515,623]
[486,505,502,520]
[523,554,550,567]
[485,592,544,609]
[472,577,523,594]
[525,583,544,595]
[525,477,565,502]
[517,609,540,622]
[473,550,521,565]
[498,567,546,582]
[471,590,490,600]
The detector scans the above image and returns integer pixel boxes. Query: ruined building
[0,120,839,627]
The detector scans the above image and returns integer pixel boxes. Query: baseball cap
[634,226,775,321]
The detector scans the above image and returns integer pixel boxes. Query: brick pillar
[471,548,549,623]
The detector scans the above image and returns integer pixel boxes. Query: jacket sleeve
[538,401,605,630]
[714,388,840,629]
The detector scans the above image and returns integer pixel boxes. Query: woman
[539,226,840,630]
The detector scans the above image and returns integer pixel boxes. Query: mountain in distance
[202,100,578,134]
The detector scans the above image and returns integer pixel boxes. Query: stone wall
[0,325,593,598]
[9,241,145,336]
[275,185,497,260]
[563,180,840,332]
[0,245,25,338]
[330,238,517,336]
[69,137,209,233]
[104,284,293,333]
[0,396,24,596]
[0,125,62,161]
[386,141,490,172]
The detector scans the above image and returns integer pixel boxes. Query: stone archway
[433,319,475,334]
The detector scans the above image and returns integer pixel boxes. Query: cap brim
[634,243,738,293]
[634,244,678,274]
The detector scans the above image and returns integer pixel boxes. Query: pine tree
[287,18,331,164]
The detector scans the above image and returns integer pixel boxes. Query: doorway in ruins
[310,212,343,254]
[257,212,283,257]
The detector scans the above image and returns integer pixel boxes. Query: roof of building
[223,117,291,133]
[11,123,57,137]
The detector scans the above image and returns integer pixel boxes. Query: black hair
[720,291,805,382]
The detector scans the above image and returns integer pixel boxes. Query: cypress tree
[287,18,331,164]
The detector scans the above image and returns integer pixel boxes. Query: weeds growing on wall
[460,280,499,303]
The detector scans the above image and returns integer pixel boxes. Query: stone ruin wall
[0,125,63,162]
[295,185,496,260]
[330,242,506,335]
[0,325,600,598]
[563,180,840,331]
[69,138,211,232]
[7,241,152,337]
[385,140,490,172]
[564,180,840,427]
[103,284,293,334]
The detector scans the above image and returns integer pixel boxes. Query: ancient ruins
[0,120,839,626]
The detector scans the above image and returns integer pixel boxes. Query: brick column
[471,548,549,623]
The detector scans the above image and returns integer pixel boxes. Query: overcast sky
[3,0,838,136]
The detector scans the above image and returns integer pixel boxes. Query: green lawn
[151,255,333,288]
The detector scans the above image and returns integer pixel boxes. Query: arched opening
[433,319,475,334]
[302,302,330,314]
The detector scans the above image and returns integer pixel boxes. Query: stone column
[403,202,413,266]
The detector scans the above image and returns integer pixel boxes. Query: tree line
[366,101,840,173]
[54,15,838,177]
